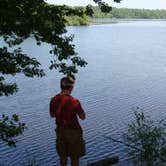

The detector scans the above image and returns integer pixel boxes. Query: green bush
[123,110,166,166]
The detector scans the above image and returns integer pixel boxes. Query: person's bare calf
[60,157,67,166]
[71,157,79,166]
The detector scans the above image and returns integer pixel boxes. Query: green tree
[0,0,121,146]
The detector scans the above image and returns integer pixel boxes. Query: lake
[1,21,166,166]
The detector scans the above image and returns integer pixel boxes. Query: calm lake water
[1,21,166,166]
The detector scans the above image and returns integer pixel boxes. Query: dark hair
[60,76,75,90]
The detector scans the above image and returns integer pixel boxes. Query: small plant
[123,109,166,166]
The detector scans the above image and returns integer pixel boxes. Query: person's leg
[60,156,67,166]
[71,157,79,166]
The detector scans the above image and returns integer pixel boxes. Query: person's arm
[78,111,86,120]
[75,100,86,120]
[49,97,56,118]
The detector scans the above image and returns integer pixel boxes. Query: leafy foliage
[0,0,90,96]
[0,47,45,96]
[0,0,122,96]
[93,0,121,13]
[65,14,90,26]
[123,110,166,166]
[0,114,26,147]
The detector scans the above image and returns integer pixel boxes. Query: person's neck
[60,90,71,95]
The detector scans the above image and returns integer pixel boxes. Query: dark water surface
[1,21,166,166]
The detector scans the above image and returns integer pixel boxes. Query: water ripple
[1,22,166,165]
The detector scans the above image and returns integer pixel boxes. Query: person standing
[50,76,86,166]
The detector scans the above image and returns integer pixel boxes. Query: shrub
[123,110,166,166]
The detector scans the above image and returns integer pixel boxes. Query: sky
[45,0,166,10]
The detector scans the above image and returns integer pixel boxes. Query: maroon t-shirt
[50,94,84,130]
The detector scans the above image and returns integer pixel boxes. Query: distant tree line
[92,7,166,19]
[66,6,166,25]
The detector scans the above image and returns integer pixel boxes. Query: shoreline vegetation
[90,18,166,25]
[65,6,166,26]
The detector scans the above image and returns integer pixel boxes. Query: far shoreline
[90,18,166,25]
[66,18,166,27]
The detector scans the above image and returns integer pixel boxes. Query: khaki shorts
[56,127,86,157]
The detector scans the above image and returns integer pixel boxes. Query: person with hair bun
[50,76,86,166]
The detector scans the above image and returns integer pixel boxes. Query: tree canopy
[0,0,121,96]
[0,0,87,96]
